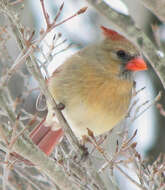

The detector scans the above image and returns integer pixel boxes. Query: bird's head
[100,26,147,76]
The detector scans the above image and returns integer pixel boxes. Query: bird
[30,26,147,156]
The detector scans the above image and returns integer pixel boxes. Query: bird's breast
[48,57,133,138]
[58,77,132,138]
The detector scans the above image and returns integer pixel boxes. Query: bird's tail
[30,119,64,156]
[11,119,63,165]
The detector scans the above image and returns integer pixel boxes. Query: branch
[0,90,78,190]
[14,166,57,190]
[0,0,88,156]
[138,0,165,23]
[1,125,78,190]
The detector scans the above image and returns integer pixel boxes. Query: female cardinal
[30,26,147,156]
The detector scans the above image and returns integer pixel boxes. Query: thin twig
[131,91,162,122]
[0,125,9,146]
[40,0,50,27]
[9,0,24,5]
[53,2,64,25]
[115,165,146,190]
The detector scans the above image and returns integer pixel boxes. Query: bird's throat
[119,66,134,81]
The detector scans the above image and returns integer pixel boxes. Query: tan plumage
[47,28,144,138]
[30,26,147,155]
[48,52,132,137]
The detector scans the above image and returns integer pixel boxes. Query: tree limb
[138,0,165,23]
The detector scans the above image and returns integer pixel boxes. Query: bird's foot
[73,144,89,163]
[79,144,89,161]
[57,102,65,111]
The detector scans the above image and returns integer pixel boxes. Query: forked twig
[0,1,87,87]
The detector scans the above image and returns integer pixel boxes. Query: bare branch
[40,0,51,27]
[139,0,165,23]
[116,165,146,190]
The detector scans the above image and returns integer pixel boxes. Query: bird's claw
[57,102,65,111]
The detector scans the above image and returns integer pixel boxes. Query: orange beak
[125,58,147,71]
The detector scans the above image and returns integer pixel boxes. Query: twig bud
[77,7,88,15]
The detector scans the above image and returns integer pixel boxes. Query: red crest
[100,26,125,41]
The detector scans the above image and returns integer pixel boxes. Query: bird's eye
[116,50,127,59]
